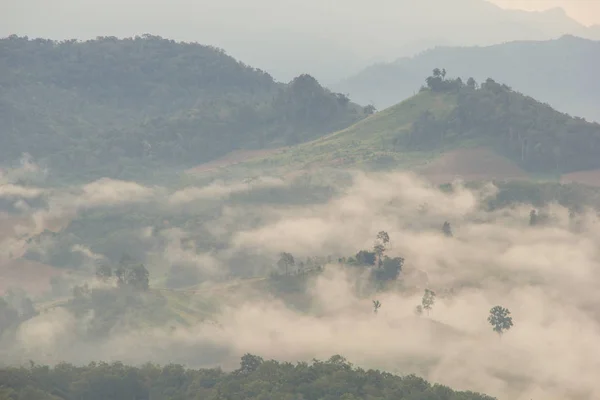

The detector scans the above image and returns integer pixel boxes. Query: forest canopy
[0,35,366,182]
[0,355,496,400]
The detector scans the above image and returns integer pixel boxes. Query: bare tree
[373,300,382,314]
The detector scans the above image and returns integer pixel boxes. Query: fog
[1,169,600,399]
[2,0,599,82]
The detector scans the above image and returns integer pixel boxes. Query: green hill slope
[0,35,368,182]
[238,70,600,177]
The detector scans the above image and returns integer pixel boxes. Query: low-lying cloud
[2,170,600,400]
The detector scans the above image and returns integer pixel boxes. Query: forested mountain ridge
[332,35,600,122]
[240,70,600,176]
[0,355,496,400]
[407,72,600,174]
[0,35,367,182]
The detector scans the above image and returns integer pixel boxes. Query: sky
[489,0,600,26]
[1,0,599,84]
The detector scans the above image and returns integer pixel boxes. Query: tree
[529,209,538,226]
[422,289,436,315]
[372,256,403,283]
[442,221,453,237]
[115,256,150,290]
[277,252,295,275]
[488,305,513,336]
[372,300,381,314]
[126,264,150,291]
[466,77,477,89]
[238,354,263,374]
[376,231,390,247]
[373,243,385,266]
[355,250,376,266]
[415,305,423,316]
[335,93,350,107]
[363,104,376,115]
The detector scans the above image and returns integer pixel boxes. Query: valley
[2,29,600,400]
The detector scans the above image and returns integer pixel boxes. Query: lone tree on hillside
[364,104,376,115]
[442,221,453,237]
[529,209,538,226]
[373,300,382,314]
[488,305,513,336]
[422,289,436,315]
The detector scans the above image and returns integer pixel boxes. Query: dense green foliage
[0,35,366,182]
[0,355,495,400]
[402,69,600,173]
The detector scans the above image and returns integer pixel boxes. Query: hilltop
[0,35,368,182]
[332,35,600,122]
[230,70,600,181]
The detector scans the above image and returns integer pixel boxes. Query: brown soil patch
[414,148,528,184]
[0,258,63,296]
[0,213,30,243]
[187,148,288,174]
[561,170,600,187]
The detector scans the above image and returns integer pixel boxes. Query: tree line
[0,354,496,400]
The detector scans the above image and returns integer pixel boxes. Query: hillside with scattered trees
[0,35,367,182]
[245,68,600,176]
[402,68,600,173]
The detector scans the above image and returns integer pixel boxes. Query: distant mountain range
[2,0,599,83]
[332,35,600,122]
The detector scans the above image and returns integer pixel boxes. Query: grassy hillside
[0,35,368,183]
[237,70,600,177]
[332,35,600,122]
[237,92,454,174]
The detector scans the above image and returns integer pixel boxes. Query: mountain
[332,35,600,122]
[2,1,600,83]
[238,71,600,180]
[0,35,368,182]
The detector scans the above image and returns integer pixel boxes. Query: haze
[2,0,599,82]
[3,1,600,398]
[3,168,600,399]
